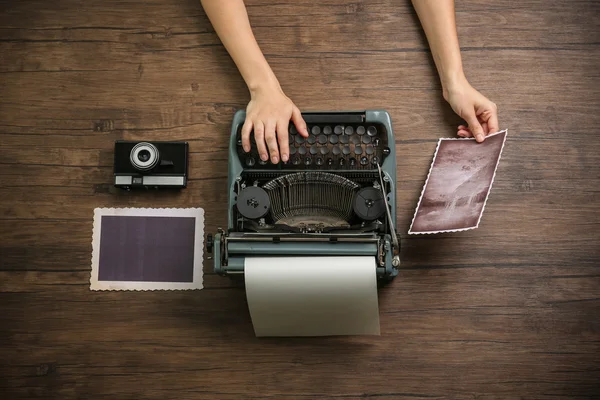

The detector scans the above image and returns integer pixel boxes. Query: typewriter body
[208,110,400,281]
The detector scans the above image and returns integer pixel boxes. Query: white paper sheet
[244,256,380,337]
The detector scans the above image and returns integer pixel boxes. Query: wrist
[247,72,281,97]
[441,72,469,101]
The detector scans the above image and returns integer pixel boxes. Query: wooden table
[1,0,599,398]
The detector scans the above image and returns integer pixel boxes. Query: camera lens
[137,150,151,162]
[130,142,159,171]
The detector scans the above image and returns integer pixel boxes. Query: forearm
[411,0,466,95]
[200,0,279,94]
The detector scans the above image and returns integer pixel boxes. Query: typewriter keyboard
[236,122,390,170]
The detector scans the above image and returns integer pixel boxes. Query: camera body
[113,140,189,190]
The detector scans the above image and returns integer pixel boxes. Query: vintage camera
[113,140,188,190]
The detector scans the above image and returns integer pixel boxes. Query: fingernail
[282,154,288,162]
[243,145,249,152]
[261,153,268,161]
[477,134,484,142]
[273,156,279,163]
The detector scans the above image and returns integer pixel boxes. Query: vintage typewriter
[207,110,400,282]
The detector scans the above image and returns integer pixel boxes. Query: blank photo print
[90,208,204,290]
[409,130,508,234]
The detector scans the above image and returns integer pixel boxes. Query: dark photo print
[90,208,205,291]
[409,130,507,234]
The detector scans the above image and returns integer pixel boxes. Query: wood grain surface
[1,0,599,398]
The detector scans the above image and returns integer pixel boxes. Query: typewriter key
[367,126,377,136]
[259,158,268,165]
[290,147,297,155]
[373,138,380,146]
[245,156,256,167]
[342,145,351,155]
[371,156,379,165]
[353,187,386,221]
[304,157,312,166]
[290,125,298,135]
[295,135,305,144]
[344,126,354,135]
[329,135,339,144]
[318,134,327,144]
[360,156,369,166]
[351,135,361,145]
[298,146,307,155]
[293,157,302,165]
[334,125,343,135]
[316,157,324,166]
[327,158,333,166]
[349,158,356,166]
[340,135,349,144]
[356,126,366,135]
[310,145,318,155]
[366,145,374,155]
[362,135,371,144]
[311,126,321,135]
[237,186,270,219]
[307,135,316,144]
[339,158,345,166]
[354,145,363,155]
[332,145,341,156]
[320,146,329,155]
[323,126,332,135]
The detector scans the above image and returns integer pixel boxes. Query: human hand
[241,85,308,164]
[444,78,499,142]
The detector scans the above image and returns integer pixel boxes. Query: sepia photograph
[409,130,507,234]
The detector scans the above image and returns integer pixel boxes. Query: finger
[277,119,290,162]
[241,118,253,152]
[482,121,489,135]
[458,129,472,137]
[254,120,268,161]
[487,104,499,134]
[291,106,308,137]
[464,110,486,142]
[264,120,279,163]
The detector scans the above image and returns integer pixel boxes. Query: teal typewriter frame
[210,109,400,281]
